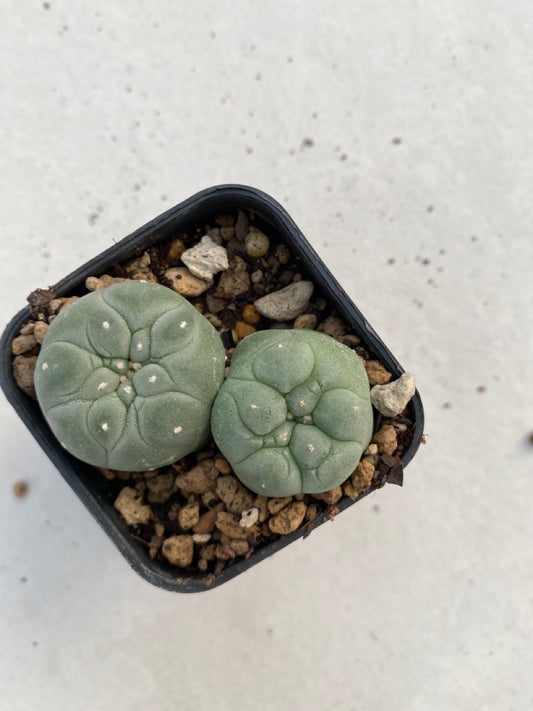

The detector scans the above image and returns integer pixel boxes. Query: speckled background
[1,2,532,710]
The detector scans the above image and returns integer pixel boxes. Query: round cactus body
[34,281,226,471]
[211,329,373,497]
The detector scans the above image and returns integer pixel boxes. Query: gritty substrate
[11,209,415,582]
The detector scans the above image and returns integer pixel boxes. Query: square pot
[0,185,424,592]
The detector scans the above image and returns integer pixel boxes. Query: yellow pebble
[234,321,257,340]
[242,304,261,325]
[245,229,270,258]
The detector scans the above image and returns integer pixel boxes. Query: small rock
[253,495,269,522]
[85,275,127,291]
[181,235,229,280]
[11,334,37,355]
[161,535,194,568]
[199,543,217,561]
[275,244,291,265]
[215,511,249,539]
[12,355,37,398]
[114,487,151,526]
[175,460,218,494]
[19,322,34,335]
[164,267,212,297]
[294,313,317,330]
[363,443,378,456]
[192,533,212,544]
[267,497,293,515]
[167,238,185,261]
[342,334,361,348]
[240,508,259,528]
[370,372,416,417]
[235,210,250,241]
[373,425,398,455]
[48,296,79,317]
[206,294,225,314]
[214,456,232,474]
[234,321,256,341]
[214,256,250,299]
[229,538,249,555]
[178,502,200,530]
[268,501,307,535]
[145,472,176,504]
[220,226,235,241]
[254,281,314,321]
[305,502,320,522]
[250,269,263,284]
[245,229,270,258]
[215,543,236,560]
[33,321,49,344]
[242,304,261,325]
[215,214,235,227]
[193,506,222,535]
[346,460,375,498]
[364,360,392,386]
[216,475,254,514]
[317,315,346,339]
[311,486,343,505]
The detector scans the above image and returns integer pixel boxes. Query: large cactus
[34,281,225,470]
[211,329,373,496]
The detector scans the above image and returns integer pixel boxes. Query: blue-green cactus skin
[211,329,373,497]
[34,281,226,471]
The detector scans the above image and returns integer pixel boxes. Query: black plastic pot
[0,185,424,592]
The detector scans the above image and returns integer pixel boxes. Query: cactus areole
[211,329,373,497]
[34,281,226,471]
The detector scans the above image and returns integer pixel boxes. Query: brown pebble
[193,505,223,535]
[19,322,35,336]
[215,511,250,540]
[215,543,236,560]
[12,355,38,399]
[317,315,346,339]
[114,487,151,526]
[275,244,291,265]
[215,214,235,227]
[253,495,269,522]
[242,303,261,325]
[175,460,218,494]
[342,334,361,348]
[13,480,29,498]
[199,543,217,561]
[33,321,49,344]
[85,275,127,291]
[216,475,254,514]
[220,226,235,240]
[311,486,343,505]
[11,334,37,356]
[178,502,200,531]
[146,472,176,503]
[161,535,194,568]
[305,502,320,522]
[214,256,250,299]
[267,496,293,515]
[293,313,317,330]
[167,238,185,261]
[164,267,212,297]
[373,425,398,455]
[268,501,307,535]
[214,456,232,474]
[229,539,249,556]
[364,360,392,386]
[234,321,257,341]
[348,460,375,498]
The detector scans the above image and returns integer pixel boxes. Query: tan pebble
[12,355,37,398]
[154,523,165,537]
[19,322,35,336]
[250,269,263,284]
[215,543,236,560]
[197,558,209,572]
[85,275,126,291]
[245,229,270,258]
[175,460,218,494]
[242,303,261,325]
[193,506,222,535]
[33,321,49,344]
[201,489,220,508]
[269,501,307,535]
[125,251,151,271]
[311,486,343,505]
[214,456,232,474]
[267,496,293,515]
[206,294,225,314]
[373,425,398,455]
[213,256,250,300]
[98,468,116,480]
[161,535,194,568]
[364,360,392,386]
[11,334,37,355]
[364,443,379,456]
[216,475,254,514]
[253,495,269,522]
[192,533,212,544]
[117,470,132,481]
[215,511,249,540]
[130,269,158,283]
[164,267,212,297]
[167,502,181,521]
[167,238,185,261]
[114,487,151,526]
[178,501,200,530]
[293,313,317,330]
[146,472,176,504]
[349,460,375,496]
[229,539,249,556]
[234,321,256,341]
[305,502,320,522]
[342,334,361,348]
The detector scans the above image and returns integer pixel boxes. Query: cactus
[211,329,373,497]
[34,281,225,471]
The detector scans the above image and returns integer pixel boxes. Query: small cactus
[34,281,225,470]
[211,329,373,497]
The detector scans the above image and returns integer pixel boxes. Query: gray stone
[370,372,416,417]
[181,234,229,280]
[254,280,314,321]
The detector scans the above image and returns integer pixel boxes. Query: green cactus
[211,329,373,497]
[34,281,225,471]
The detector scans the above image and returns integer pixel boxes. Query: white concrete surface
[1,2,532,710]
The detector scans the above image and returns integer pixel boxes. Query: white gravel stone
[164,267,213,296]
[370,372,416,417]
[254,280,314,321]
[181,234,229,280]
